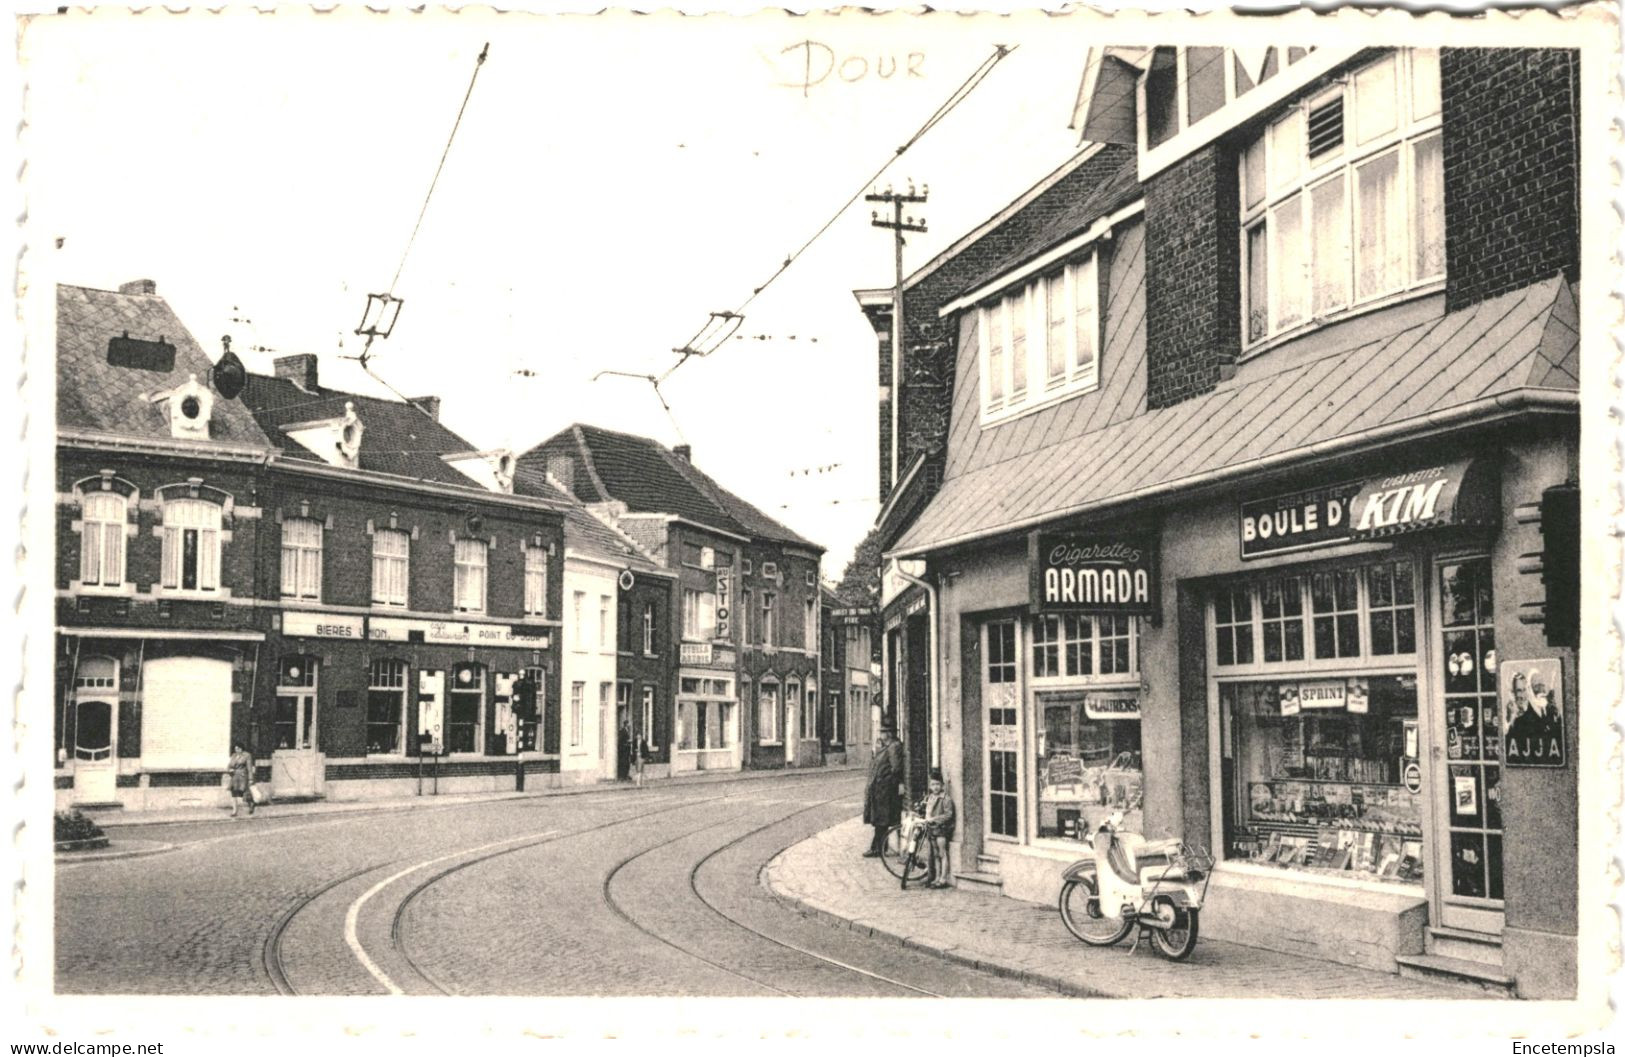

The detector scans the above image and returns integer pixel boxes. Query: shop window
[1367,561,1417,656]
[447,664,484,753]
[979,255,1099,425]
[758,680,780,744]
[1032,614,1138,680]
[1037,689,1142,841]
[1221,676,1423,884]
[280,517,323,600]
[1240,50,1443,351]
[372,529,410,607]
[570,681,585,748]
[1310,569,1361,658]
[523,546,547,617]
[1439,557,1503,901]
[454,539,488,614]
[79,493,127,588]
[367,659,408,754]
[1258,577,1306,663]
[161,498,222,593]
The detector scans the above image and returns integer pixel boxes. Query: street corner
[55,838,175,864]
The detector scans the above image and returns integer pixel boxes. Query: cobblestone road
[56,773,1054,998]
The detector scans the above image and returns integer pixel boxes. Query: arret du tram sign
[1030,531,1159,616]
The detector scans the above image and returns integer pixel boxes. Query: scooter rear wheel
[1058,877,1133,947]
[1149,907,1200,961]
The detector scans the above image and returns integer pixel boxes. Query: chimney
[672,444,692,462]
[547,455,576,494]
[118,279,157,295]
[274,354,319,392]
[410,396,441,421]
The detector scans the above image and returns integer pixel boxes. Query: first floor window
[447,664,483,753]
[757,681,780,744]
[979,255,1099,422]
[367,659,408,754]
[79,492,127,587]
[1220,676,1423,885]
[570,682,585,747]
[805,598,817,653]
[161,498,222,592]
[573,591,587,649]
[600,596,612,651]
[524,546,548,616]
[1035,688,1142,841]
[682,588,718,641]
[281,517,323,600]
[643,603,657,655]
[372,528,409,606]
[454,539,488,613]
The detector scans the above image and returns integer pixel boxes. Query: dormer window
[163,374,214,441]
[1240,50,1443,352]
[979,254,1099,425]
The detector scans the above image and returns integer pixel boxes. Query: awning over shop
[891,275,1578,559]
[1347,457,1500,539]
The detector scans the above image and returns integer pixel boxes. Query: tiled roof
[511,465,663,573]
[56,283,273,447]
[521,424,821,552]
[240,372,479,487]
[893,276,1579,556]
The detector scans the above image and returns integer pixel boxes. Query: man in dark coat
[862,725,905,857]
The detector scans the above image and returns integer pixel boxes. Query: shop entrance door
[1431,556,1505,939]
[272,659,323,799]
[982,620,1021,843]
[73,696,117,803]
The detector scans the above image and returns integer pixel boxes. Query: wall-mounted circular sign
[618,569,635,591]
[1402,760,1423,795]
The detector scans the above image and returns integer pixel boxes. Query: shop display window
[1036,689,1142,841]
[1222,675,1423,884]
[1213,561,1418,671]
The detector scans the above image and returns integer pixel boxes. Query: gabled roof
[519,424,821,552]
[512,464,664,574]
[893,275,1580,557]
[240,372,480,487]
[56,283,273,448]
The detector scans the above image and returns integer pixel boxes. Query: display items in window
[1036,690,1143,841]
[1223,676,1422,884]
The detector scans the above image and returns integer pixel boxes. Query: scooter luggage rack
[1145,842,1216,907]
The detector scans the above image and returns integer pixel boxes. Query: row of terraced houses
[54,281,881,816]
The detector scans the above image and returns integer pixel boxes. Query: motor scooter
[1057,810,1213,961]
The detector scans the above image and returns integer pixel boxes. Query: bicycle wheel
[880,826,908,879]
[1058,876,1133,946]
[900,831,932,890]
[1150,908,1199,961]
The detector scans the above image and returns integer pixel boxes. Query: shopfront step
[1395,953,1515,996]
[954,870,1004,892]
[975,853,1001,872]
[1426,925,1504,966]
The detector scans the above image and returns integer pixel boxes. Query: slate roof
[512,465,664,573]
[240,371,481,487]
[893,275,1580,556]
[521,424,821,552]
[56,283,274,448]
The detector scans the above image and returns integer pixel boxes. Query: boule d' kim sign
[1240,482,1362,559]
[1030,532,1158,616]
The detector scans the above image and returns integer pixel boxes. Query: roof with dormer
[240,372,481,487]
[56,283,274,448]
[511,464,666,575]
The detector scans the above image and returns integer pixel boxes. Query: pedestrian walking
[920,767,956,888]
[862,722,904,857]
[227,742,255,818]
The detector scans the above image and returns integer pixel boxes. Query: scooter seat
[1137,864,1190,885]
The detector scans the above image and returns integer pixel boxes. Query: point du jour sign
[1031,532,1159,616]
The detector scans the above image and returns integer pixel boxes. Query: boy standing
[921,767,956,888]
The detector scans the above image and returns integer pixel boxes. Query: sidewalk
[73,761,862,828]
[764,818,1497,1001]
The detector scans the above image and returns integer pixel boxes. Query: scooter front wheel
[1150,907,1200,961]
[1058,877,1133,947]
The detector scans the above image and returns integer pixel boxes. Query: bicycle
[896,813,943,891]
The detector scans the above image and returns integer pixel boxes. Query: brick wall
[1442,48,1580,311]
[1144,141,1241,410]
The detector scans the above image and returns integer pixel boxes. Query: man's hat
[880,720,897,733]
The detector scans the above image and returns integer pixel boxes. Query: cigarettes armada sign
[1030,532,1159,616]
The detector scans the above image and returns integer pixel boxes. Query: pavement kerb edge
[758,843,1108,1000]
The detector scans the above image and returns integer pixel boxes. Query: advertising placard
[1239,482,1362,559]
[281,611,365,639]
[1083,693,1142,721]
[1031,532,1158,615]
[1501,658,1565,767]
[715,568,732,639]
[418,668,445,755]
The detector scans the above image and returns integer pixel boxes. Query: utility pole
[867,181,928,494]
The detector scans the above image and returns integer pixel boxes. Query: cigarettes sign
[1240,482,1362,559]
[1031,532,1159,616]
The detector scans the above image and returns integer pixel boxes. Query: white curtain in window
[281,518,322,598]
[81,493,126,586]
[1310,174,1351,316]
[1071,257,1098,383]
[1355,150,1404,301]
[1353,54,1399,146]
[1045,272,1067,385]
[1412,134,1446,282]
[162,499,221,591]
[758,684,778,743]
[372,529,409,606]
[455,538,487,612]
[1270,194,1307,331]
[985,304,1005,406]
[1242,132,1268,210]
[1007,290,1027,401]
[524,547,547,615]
[1245,224,1270,344]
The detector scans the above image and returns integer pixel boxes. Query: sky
[22,8,1093,575]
